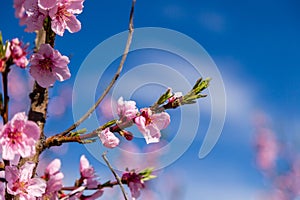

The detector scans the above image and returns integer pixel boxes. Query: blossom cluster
[14,0,84,36]
[254,114,300,199]
[98,97,172,148]
[0,37,29,71]
[0,154,101,199]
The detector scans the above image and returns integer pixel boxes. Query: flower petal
[66,15,81,33]
[27,178,47,197]
[38,0,56,10]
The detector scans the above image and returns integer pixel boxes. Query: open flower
[134,108,170,144]
[30,43,71,88]
[80,155,98,189]
[5,161,46,198]
[117,97,138,121]
[0,112,40,161]
[40,0,84,36]
[98,128,120,148]
[41,159,64,199]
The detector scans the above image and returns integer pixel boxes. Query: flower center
[56,5,72,22]
[7,129,22,144]
[39,58,52,72]
[141,110,152,126]
[12,180,27,193]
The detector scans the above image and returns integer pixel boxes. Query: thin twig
[102,152,128,200]
[61,180,119,191]
[57,0,137,137]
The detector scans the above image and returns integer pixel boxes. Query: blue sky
[1,0,300,199]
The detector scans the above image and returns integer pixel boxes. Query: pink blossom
[5,161,46,198]
[98,128,120,148]
[22,0,47,32]
[0,112,40,161]
[30,43,71,88]
[255,128,278,171]
[122,171,145,199]
[41,159,64,199]
[10,38,29,68]
[134,108,170,144]
[80,155,98,189]
[117,97,138,121]
[42,0,84,36]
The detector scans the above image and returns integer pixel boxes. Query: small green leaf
[142,174,157,181]
[139,167,156,181]
[69,128,87,137]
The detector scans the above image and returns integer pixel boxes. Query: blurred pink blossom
[0,112,40,160]
[10,38,29,68]
[135,108,170,144]
[5,161,46,198]
[255,127,278,171]
[30,43,70,88]
[98,128,120,148]
[98,95,116,119]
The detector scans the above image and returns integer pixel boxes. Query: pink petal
[47,172,64,192]
[11,112,27,130]
[66,15,81,33]
[144,125,161,144]
[5,166,19,183]
[19,162,34,182]
[151,112,170,130]
[53,66,71,82]
[27,178,47,197]
[30,65,56,88]
[46,159,61,175]
[80,155,89,173]
[53,54,70,67]
[51,18,66,36]
[2,145,16,161]
[66,0,84,14]
[38,0,56,10]
[39,44,54,58]
[134,116,146,131]
[23,120,40,140]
